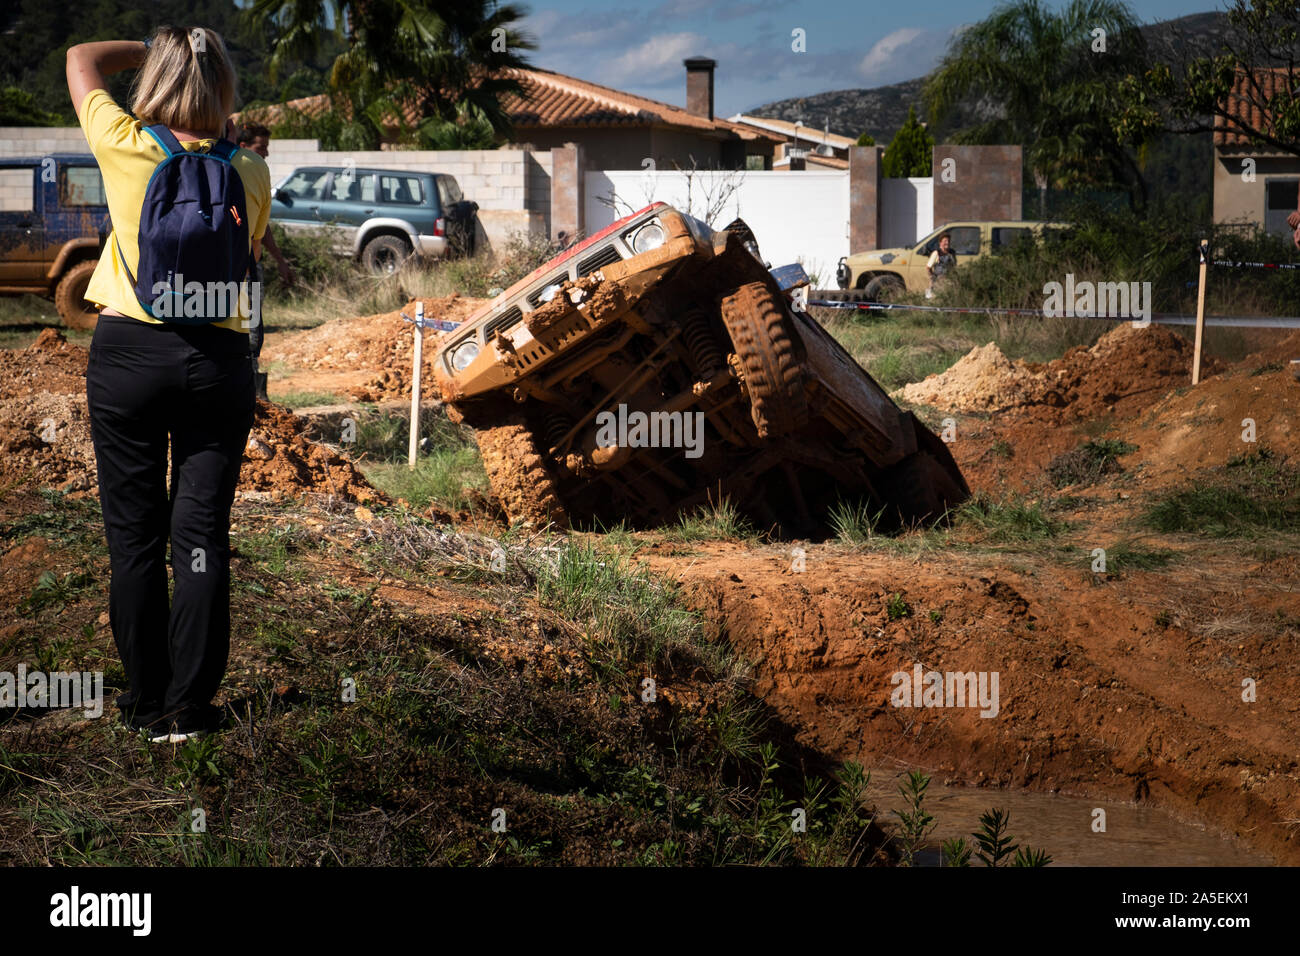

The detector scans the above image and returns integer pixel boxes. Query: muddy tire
[361,234,411,275]
[864,274,904,302]
[475,417,569,530]
[55,260,99,331]
[719,281,808,438]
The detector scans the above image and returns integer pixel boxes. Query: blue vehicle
[0,154,107,328]
[270,166,479,274]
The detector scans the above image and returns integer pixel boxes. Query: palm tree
[248,0,535,149]
[923,0,1150,214]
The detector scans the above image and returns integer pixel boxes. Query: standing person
[67,27,271,743]
[233,123,296,288]
[926,232,956,299]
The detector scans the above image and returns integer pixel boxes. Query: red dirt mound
[241,400,383,503]
[899,323,1212,419]
[264,294,489,403]
[1122,366,1299,487]
[0,330,381,503]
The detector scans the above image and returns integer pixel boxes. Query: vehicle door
[272,167,334,238]
[48,161,107,254]
[377,172,428,226]
[0,165,43,283]
[990,225,1034,257]
[437,175,478,257]
[315,167,371,252]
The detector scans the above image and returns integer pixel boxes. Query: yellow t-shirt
[78,88,270,334]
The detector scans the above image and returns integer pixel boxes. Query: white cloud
[856,27,952,84]
[604,32,710,86]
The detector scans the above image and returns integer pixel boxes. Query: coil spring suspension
[542,411,574,453]
[681,309,723,376]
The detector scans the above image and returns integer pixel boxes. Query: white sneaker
[149,728,203,744]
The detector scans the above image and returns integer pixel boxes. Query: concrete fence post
[848,145,883,254]
[550,143,584,242]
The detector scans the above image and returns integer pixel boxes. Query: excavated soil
[263,294,488,403]
[1123,366,1299,487]
[0,330,380,504]
[898,323,1212,419]
[649,541,1300,864]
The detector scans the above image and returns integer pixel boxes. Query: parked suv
[271,166,478,274]
[0,154,107,329]
[434,202,968,532]
[835,220,1070,300]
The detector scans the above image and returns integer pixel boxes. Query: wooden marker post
[1192,238,1208,385]
[408,301,424,470]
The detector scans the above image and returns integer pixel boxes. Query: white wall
[585,169,850,287]
[881,177,934,248]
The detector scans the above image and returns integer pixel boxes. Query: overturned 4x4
[433,202,968,532]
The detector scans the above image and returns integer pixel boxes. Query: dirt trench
[646,542,1300,864]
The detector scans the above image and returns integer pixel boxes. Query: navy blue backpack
[115,125,250,324]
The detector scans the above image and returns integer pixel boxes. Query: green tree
[0,0,334,126]
[1116,0,1300,160]
[248,0,535,150]
[0,87,61,125]
[882,107,933,177]
[856,131,875,147]
[923,0,1151,213]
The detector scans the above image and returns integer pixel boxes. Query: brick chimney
[684,57,716,121]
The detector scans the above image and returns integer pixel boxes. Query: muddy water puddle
[864,769,1272,866]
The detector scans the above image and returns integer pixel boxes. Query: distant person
[926,232,956,299]
[1289,203,1300,250]
[234,123,295,288]
[67,26,270,743]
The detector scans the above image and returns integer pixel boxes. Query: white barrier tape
[806,299,1300,328]
[1212,259,1300,271]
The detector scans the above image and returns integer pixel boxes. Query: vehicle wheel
[882,416,971,523]
[718,280,809,439]
[361,235,411,275]
[475,416,569,530]
[864,274,905,302]
[54,260,99,330]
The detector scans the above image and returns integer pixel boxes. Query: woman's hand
[66,41,147,118]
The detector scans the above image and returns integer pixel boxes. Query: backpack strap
[143,124,184,157]
[206,138,238,162]
[113,234,138,289]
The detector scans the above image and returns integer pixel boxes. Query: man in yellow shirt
[68,27,267,744]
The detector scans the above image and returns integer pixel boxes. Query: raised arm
[66,41,148,118]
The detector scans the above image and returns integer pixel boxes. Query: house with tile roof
[1213,68,1300,239]
[726,114,856,170]
[248,59,783,172]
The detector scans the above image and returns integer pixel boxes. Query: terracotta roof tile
[243,67,783,143]
[1214,68,1296,150]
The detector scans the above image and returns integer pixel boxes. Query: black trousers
[86,314,254,730]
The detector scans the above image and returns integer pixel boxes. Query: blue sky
[518,0,1223,121]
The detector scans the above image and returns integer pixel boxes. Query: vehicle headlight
[631,221,666,254]
[449,340,480,372]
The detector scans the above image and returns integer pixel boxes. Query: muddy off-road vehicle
[433,202,968,531]
[0,154,107,329]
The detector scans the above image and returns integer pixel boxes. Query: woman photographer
[66,27,270,743]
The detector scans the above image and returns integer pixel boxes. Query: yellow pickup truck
[835,220,1070,300]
